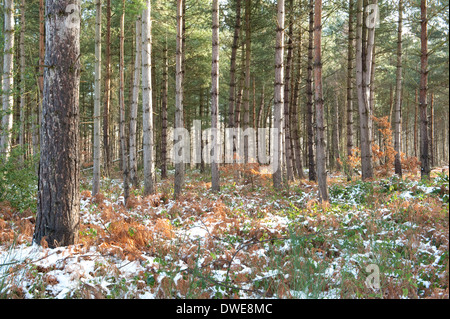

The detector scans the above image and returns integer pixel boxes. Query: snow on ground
[0,171,448,299]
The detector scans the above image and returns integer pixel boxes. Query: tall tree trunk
[119,0,130,205]
[174,0,185,198]
[92,0,102,196]
[394,0,403,177]
[284,0,294,182]
[228,0,241,168]
[332,92,341,171]
[1,0,14,158]
[103,0,112,177]
[346,0,354,158]
[211,0,220,192]
[130,16,142,188]
[314,0,328,202]
[355,0,374,180]
[142,0,155,195]
[419,0,430,179]
[19,0,26,159]
[34,0,81,248]
[161,35,168,180]
[291,29,305,179]
[243,0,252,165]
[306,0,316,182]
[429,92,434,167]
[273,0,285,189]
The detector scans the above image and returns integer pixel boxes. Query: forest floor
[0,165,449,299]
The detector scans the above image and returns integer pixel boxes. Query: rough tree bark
[346,0,354,158]
[306,0,316,182]
[103,0,112,177]
[174,0,185,198]
[92,0,102,196]
[211,0,220,192]
[314,0,329,202]
[1,0,14,158]
[142,0,155,195]
[34,0,81,248]
[419,0,430,179]
[130,16,142,188]
[119,0,130,205]
[273,0,285,189]
[394,0,403,177]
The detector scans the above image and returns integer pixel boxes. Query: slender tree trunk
[394,0,403,177]
[355,0,374,180]
[161,35,168,180]
[347,0,354,158]
[243,0,252,165]
[19,0,26,158]
[332,92,341,171]
[34,0,81,248]
[429,92,434,168]
[284,0,294,182]
[306,0,316,181]
[314,0,328,202]
[174,0,185,198]
[419,0,430,179]
[273,0,285,189]
[92,0,102,196]
[142,0,155,195]
[211,0,220,192]
[119,0,130,205]
[291,30,305,179]
[103,0,112,177]
[130,16,142,188]
[1,0,15,158]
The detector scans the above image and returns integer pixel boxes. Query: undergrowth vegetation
[0,165,448,299]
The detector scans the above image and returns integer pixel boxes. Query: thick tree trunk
[1,0,14,158]
[394,0,403,177]
[419,0,430,179]
[211,0,220,192]
[130,16,142,188]
[273,0,285,189]
[34,0,81,248]
[92,0,102,196]
[142,0,155,195]
[314,0,329,202]
[306,0,316,182]
[174,0,185,198]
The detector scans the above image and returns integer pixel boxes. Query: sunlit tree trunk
[211,0,220,192]
[1,0,15,158]
[34,0,81,248]
[394,0,403,177]
[103,0,112,177]
[273,0,285,189]
[119,0,130,205]
[92,0,102,196]
[142,0,155,196]
[174,0,185,198]
[130,16,142,188]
